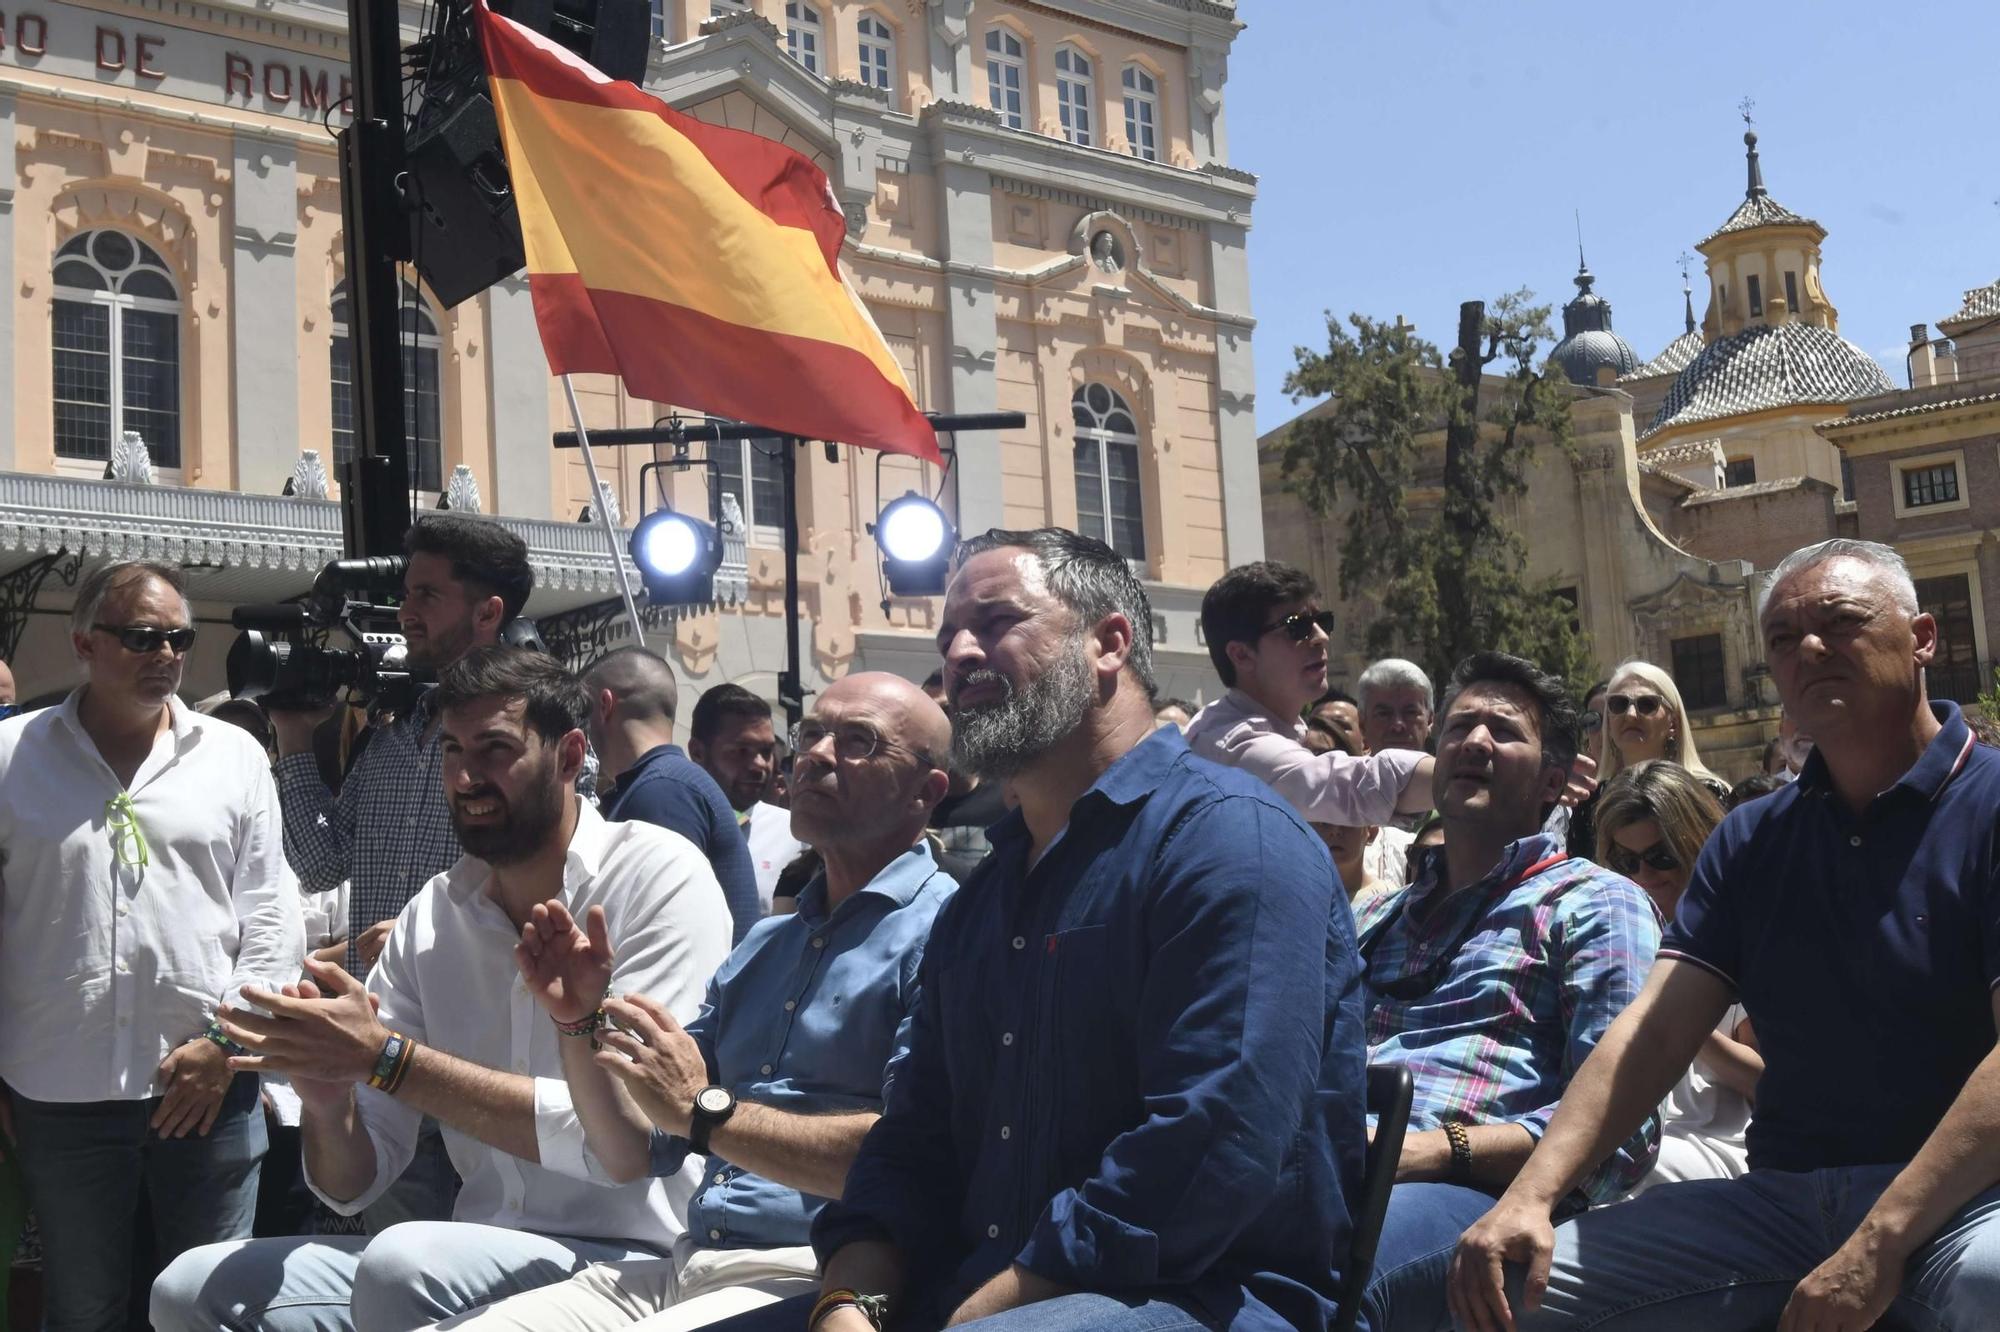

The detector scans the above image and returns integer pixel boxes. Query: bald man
[585,647,761,941]
[441,673,958,1332]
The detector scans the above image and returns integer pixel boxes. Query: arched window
[1054,46,1094,147]
[856,13,894,92]
[52,229,182,468]
[1121,65,1158,162]
[984,28,1025,129]
[785,1,821,74]
[330,280,444,492]
[1072,382,1145,561]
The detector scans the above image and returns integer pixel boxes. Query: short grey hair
[1357,657,1434,711]
[953,527,1156,695]
[71,560,191,637]
[1758,539,1919,622]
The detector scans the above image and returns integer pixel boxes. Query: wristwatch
[689,1085,737,1155]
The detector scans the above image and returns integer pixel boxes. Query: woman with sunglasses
[1596,759,1761,1192]
[1598,659,1729,802]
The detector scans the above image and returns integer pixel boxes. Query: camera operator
[268,513,534,1228]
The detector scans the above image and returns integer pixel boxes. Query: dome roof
[1699,131,1823,246]
[1550,263,1639,386]
[1940,277,2000,332]
[1623,328,1706,382]
[1642,322,1895,439]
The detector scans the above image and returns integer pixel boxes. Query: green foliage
[1278,292,1598,695]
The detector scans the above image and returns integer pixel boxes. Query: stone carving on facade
[443,464,483,514]
[105,431,155,484]
[927,0,971,51]
[1628,570,1759,708]
[586,480,621,527]
[287,449,331,499]
[1071,210,1144,273]
[1090,230,1125,273]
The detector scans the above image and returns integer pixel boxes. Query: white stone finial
[289,449,331,499]
[444,464,483,514]
[107,430,155,484]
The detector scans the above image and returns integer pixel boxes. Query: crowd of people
[0,519,1994,1332]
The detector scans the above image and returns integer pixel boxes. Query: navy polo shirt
[1661,703,2000,1173]
[601,743,761,943]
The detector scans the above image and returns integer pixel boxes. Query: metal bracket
[535,596,676,671]
[0,549,85,661]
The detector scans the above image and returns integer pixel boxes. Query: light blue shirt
[650,841,954,1250]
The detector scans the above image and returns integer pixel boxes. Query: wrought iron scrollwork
[0,548,87,660]
[535,596,677,671]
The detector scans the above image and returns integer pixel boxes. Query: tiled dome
[1643,322,1894,439]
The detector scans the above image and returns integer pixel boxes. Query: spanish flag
[474,2,940,462]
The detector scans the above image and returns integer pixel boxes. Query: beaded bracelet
[200,1019,244,1056]
[552,1009,606,1040]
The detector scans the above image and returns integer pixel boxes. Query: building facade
[0,0,1259,707]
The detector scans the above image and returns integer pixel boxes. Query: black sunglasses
[94,623,197,655]
[1607,841,1681,876]
[1259,609,1336,643]
[1606,693,1665,717]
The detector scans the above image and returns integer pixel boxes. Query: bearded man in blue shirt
[709,527,1367,1332]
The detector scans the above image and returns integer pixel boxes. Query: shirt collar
[604,743,686,799]
[1794,702,1974,805]
[795,840,941,921]
[58,687,196,748]
[1409,830,1564,907]
[443,798,610,904]
[986,726,1186,857]
[1221,687,1306,739]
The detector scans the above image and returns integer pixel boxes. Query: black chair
[1333,1064,1416,1332]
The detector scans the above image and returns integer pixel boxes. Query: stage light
[630,508,723,606]
[874,492,955,597]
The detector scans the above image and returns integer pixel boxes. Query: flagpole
[560,374,647,646]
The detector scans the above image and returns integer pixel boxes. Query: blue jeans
[704,1291,1209,1332]
[10,1072,267,1332]
[1357,1182,1497,1332]
[1513,1164,2000,1331]
[149,1220,663,1332]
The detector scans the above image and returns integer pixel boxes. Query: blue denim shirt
[813,727,1368,1330]
[649,841,954,1249]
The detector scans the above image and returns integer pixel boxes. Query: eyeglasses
[1605,693,1665,717]
[789,720,896,765]
[1606,841,1681,876]
[1579,709,1605,734]
[93,623,197,655]
[1259,609,1336,643]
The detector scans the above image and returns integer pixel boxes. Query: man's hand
[151,1037,234,1139]
[267,703,336,758]
[353,919,395,972]
[594,992,707,1137]
[945,1264,1071,1326]
[1776,1231,1906,1332]
[1561,751,1599,809]
[222,957,388,1086]
[268,977,368,1112]
[1448,1198,1560,1332]
[515,902,613,1025]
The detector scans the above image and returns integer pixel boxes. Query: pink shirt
[1183,689,1424,827]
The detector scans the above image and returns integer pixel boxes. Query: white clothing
[1184,689,1424,827]
[1633,1003,1753,1194]
[744,801,804,910]
[433,1238,818,1330]
[0,690,305,1102]
[1363,825,1416,893]
[306,804,733,1250]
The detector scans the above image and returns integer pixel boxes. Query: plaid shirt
[274,690,460,974]
[1357,832,1661,1205]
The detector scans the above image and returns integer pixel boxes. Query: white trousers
[434,1238,820,1331]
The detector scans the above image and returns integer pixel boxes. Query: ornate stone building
[0,0,1259,706]
[1263,129,1970,778]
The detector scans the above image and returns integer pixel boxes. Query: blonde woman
[1599,659,1729,801]
[1597,760,1760,1191]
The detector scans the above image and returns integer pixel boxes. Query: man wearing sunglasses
[1186,562,1435,838]
[1352,651,1659,1332]
[0,559,305,1331]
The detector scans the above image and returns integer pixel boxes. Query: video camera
[227,556,417,712]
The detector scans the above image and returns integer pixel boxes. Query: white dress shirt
[0,690,305,1102]
[307,803,733,1249]
[745,801,804,911]
[1184,689,1424,827]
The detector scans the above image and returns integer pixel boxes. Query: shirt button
[760,1063,773,1075]
[1001,1032,1014,1046]
[783,1000,797,1012]
[987,1224,1000,1239]
[709,1228,722,1240]
[1012,936,1026,951]
[1849,835,1863,847]
[812,937,827,950]
[1000,1126,1011,1140]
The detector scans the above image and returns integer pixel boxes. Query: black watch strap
[689,1087,736,1155]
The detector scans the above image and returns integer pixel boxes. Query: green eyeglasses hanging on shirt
[106,793,150,869]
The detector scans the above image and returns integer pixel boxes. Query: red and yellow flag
[474,3,940,462]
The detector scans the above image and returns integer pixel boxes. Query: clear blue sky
[1231,1,2000,433]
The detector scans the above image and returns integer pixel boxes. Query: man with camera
[269,513,535,1226]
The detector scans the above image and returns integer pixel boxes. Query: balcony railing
[1925,659,1990,707]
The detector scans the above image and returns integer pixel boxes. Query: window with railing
[1670,632,1728,710]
